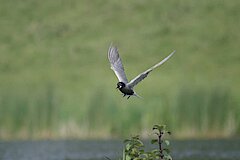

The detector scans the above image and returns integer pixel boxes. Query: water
[0,139,240,160]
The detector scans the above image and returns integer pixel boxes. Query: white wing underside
[108,45,128,83]
[127,50,176,88]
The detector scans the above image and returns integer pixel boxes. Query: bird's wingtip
[133,92,143,99]
[171,50,176,55]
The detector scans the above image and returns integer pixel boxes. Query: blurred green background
[0,0,239,140]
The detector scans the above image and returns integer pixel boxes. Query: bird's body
[119,85,134,96]
[108,44,175,99]
[117,82,134,99]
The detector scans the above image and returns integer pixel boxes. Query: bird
[108,44,175,99]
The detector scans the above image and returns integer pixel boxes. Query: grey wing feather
[108,45,128,83]
[127,50,175,88]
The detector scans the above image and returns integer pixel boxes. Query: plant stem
[159,132,164,160]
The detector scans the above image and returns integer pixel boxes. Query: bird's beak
[116,86,119,89]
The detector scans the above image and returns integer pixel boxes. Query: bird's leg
[127,96,131,99]
[123,94,126,97]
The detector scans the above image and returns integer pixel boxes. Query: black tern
[108,44,175,99]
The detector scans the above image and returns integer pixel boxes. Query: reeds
[0,84,239,139]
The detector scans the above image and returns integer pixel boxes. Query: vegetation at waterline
[0,0,240,139]
[121,125,172,160]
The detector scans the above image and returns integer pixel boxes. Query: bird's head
[116,82,125,89]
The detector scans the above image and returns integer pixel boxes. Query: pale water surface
[0,139,239,160]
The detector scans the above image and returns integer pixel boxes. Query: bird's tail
[133,92,143,99]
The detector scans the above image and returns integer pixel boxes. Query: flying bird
[108,44,175,99]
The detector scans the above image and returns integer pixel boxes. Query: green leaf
[159,125,166,131]
[151,149,159,154]
[153,124,166,132]
[136,139,144,146]
[153,132,160,136]
[132,135,140,139]
[163,148,170,154]
[122,147,125,160]
[164,154,172,160]
[142,153,149,158]
[164,140,170,146]
[153,124,160,130]
[126,155,132,160]
[126,144,131,150]
[151,139,158,144]
[133,158,142,160]
[124,139,131,143]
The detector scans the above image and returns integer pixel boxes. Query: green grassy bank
[0,0,239,139]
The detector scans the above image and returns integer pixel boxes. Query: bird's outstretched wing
[127,50,175,88]
[108,45,128,83]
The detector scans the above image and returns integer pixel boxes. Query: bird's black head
[116,82,125,89]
